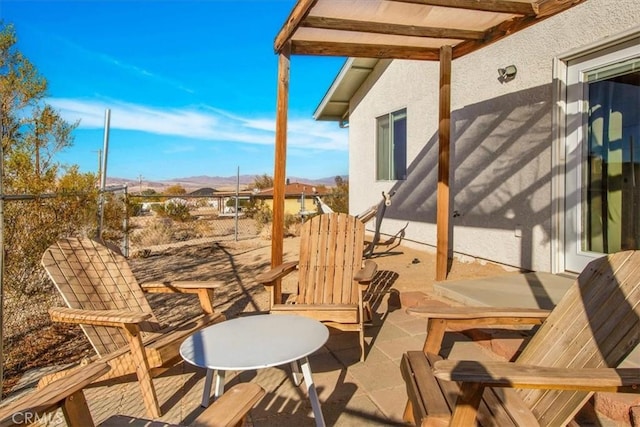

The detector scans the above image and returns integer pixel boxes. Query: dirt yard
[2,234,509,397]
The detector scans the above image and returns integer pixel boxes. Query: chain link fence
[2,190,261,396]
[128,196,263,256]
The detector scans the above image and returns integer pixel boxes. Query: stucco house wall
[348,0,640,272]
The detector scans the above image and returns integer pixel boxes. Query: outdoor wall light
[498,65,517,82]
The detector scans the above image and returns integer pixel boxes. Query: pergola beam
[391,0,536,15]
[302,16,485,41]
[535,0,587,17]
[291,40,441,60]
[452,0,587,59]
[275,0,318,53]
[453,15,537,58]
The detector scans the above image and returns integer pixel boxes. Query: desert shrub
[130,218,174,248]
[253,204,273,229]
[3,191,99,295]
[284,213,301,229]
[128,200,143,217]
[153,199,191,222]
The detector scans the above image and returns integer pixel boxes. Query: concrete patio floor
[61,240,499,426]
[83,284,506,427]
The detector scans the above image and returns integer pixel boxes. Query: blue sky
[1,0,348,181]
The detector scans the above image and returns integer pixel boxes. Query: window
[376,109,407,180]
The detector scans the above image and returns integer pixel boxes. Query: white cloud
[48,98,348,151]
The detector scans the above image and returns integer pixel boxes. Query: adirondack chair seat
[0,362,265,427]
[41,238,227,418]
[257,213,378,361]
[400,251,640,427]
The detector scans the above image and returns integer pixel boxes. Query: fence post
[235,166,239,241]
[123,185,129,257]
[97,109,110,238]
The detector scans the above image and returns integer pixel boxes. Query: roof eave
[314,57,379,123]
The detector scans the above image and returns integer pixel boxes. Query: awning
[269,0,588,292]
[275,0,585,60]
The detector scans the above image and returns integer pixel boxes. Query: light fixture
[498,65,517,82]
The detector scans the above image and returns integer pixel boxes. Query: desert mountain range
[107,175,344,192]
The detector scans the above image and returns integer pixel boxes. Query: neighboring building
[189,187,217,197]
[315,0,640,274]
[255,182,330,217]
[188,187,252,213]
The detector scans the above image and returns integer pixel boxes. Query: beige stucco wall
[348,0,640,272]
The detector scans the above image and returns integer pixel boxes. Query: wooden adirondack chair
[257,213,377,361]
[41,238,226,419]
[401,250,640,426]
[0,362,265,427]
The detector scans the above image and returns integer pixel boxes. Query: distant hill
[107,175,346,192]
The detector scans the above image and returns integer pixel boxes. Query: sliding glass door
[565,39,640,272]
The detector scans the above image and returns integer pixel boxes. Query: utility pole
[92,149,102,183]
[138,174,143,194]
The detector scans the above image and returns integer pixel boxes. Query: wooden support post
[436,45,452,281]
[271,43,291,306]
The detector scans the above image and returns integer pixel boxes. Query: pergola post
[436,45,452,281]
[270,42,291,305]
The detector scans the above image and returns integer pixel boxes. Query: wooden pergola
[269,0,587,301]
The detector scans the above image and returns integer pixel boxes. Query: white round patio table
[180,314,329,427]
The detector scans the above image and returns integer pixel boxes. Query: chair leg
[450,382,484,426]
[403,399,415,425]
[62,390,95,427]
[363,301,373,324]
[359,327,366,362]
[123,324,161,418]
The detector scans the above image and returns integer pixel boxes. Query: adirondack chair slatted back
[516,250,640,427]
[42,238,161,356]
[297,213,365,305]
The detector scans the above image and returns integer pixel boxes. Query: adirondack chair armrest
[141,280,223,292]
[191,382,265,427]
[49,307,152,328]
[140,281,224,315]
[433,360,640,393]
[407,306,551,354]
[354,260,377,284]
[256,261,299,285]
[407,306,552,320]
[0,362,110,427]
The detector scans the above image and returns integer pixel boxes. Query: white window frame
[375,108,407,181]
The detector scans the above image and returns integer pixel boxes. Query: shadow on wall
[384,84,555,271]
